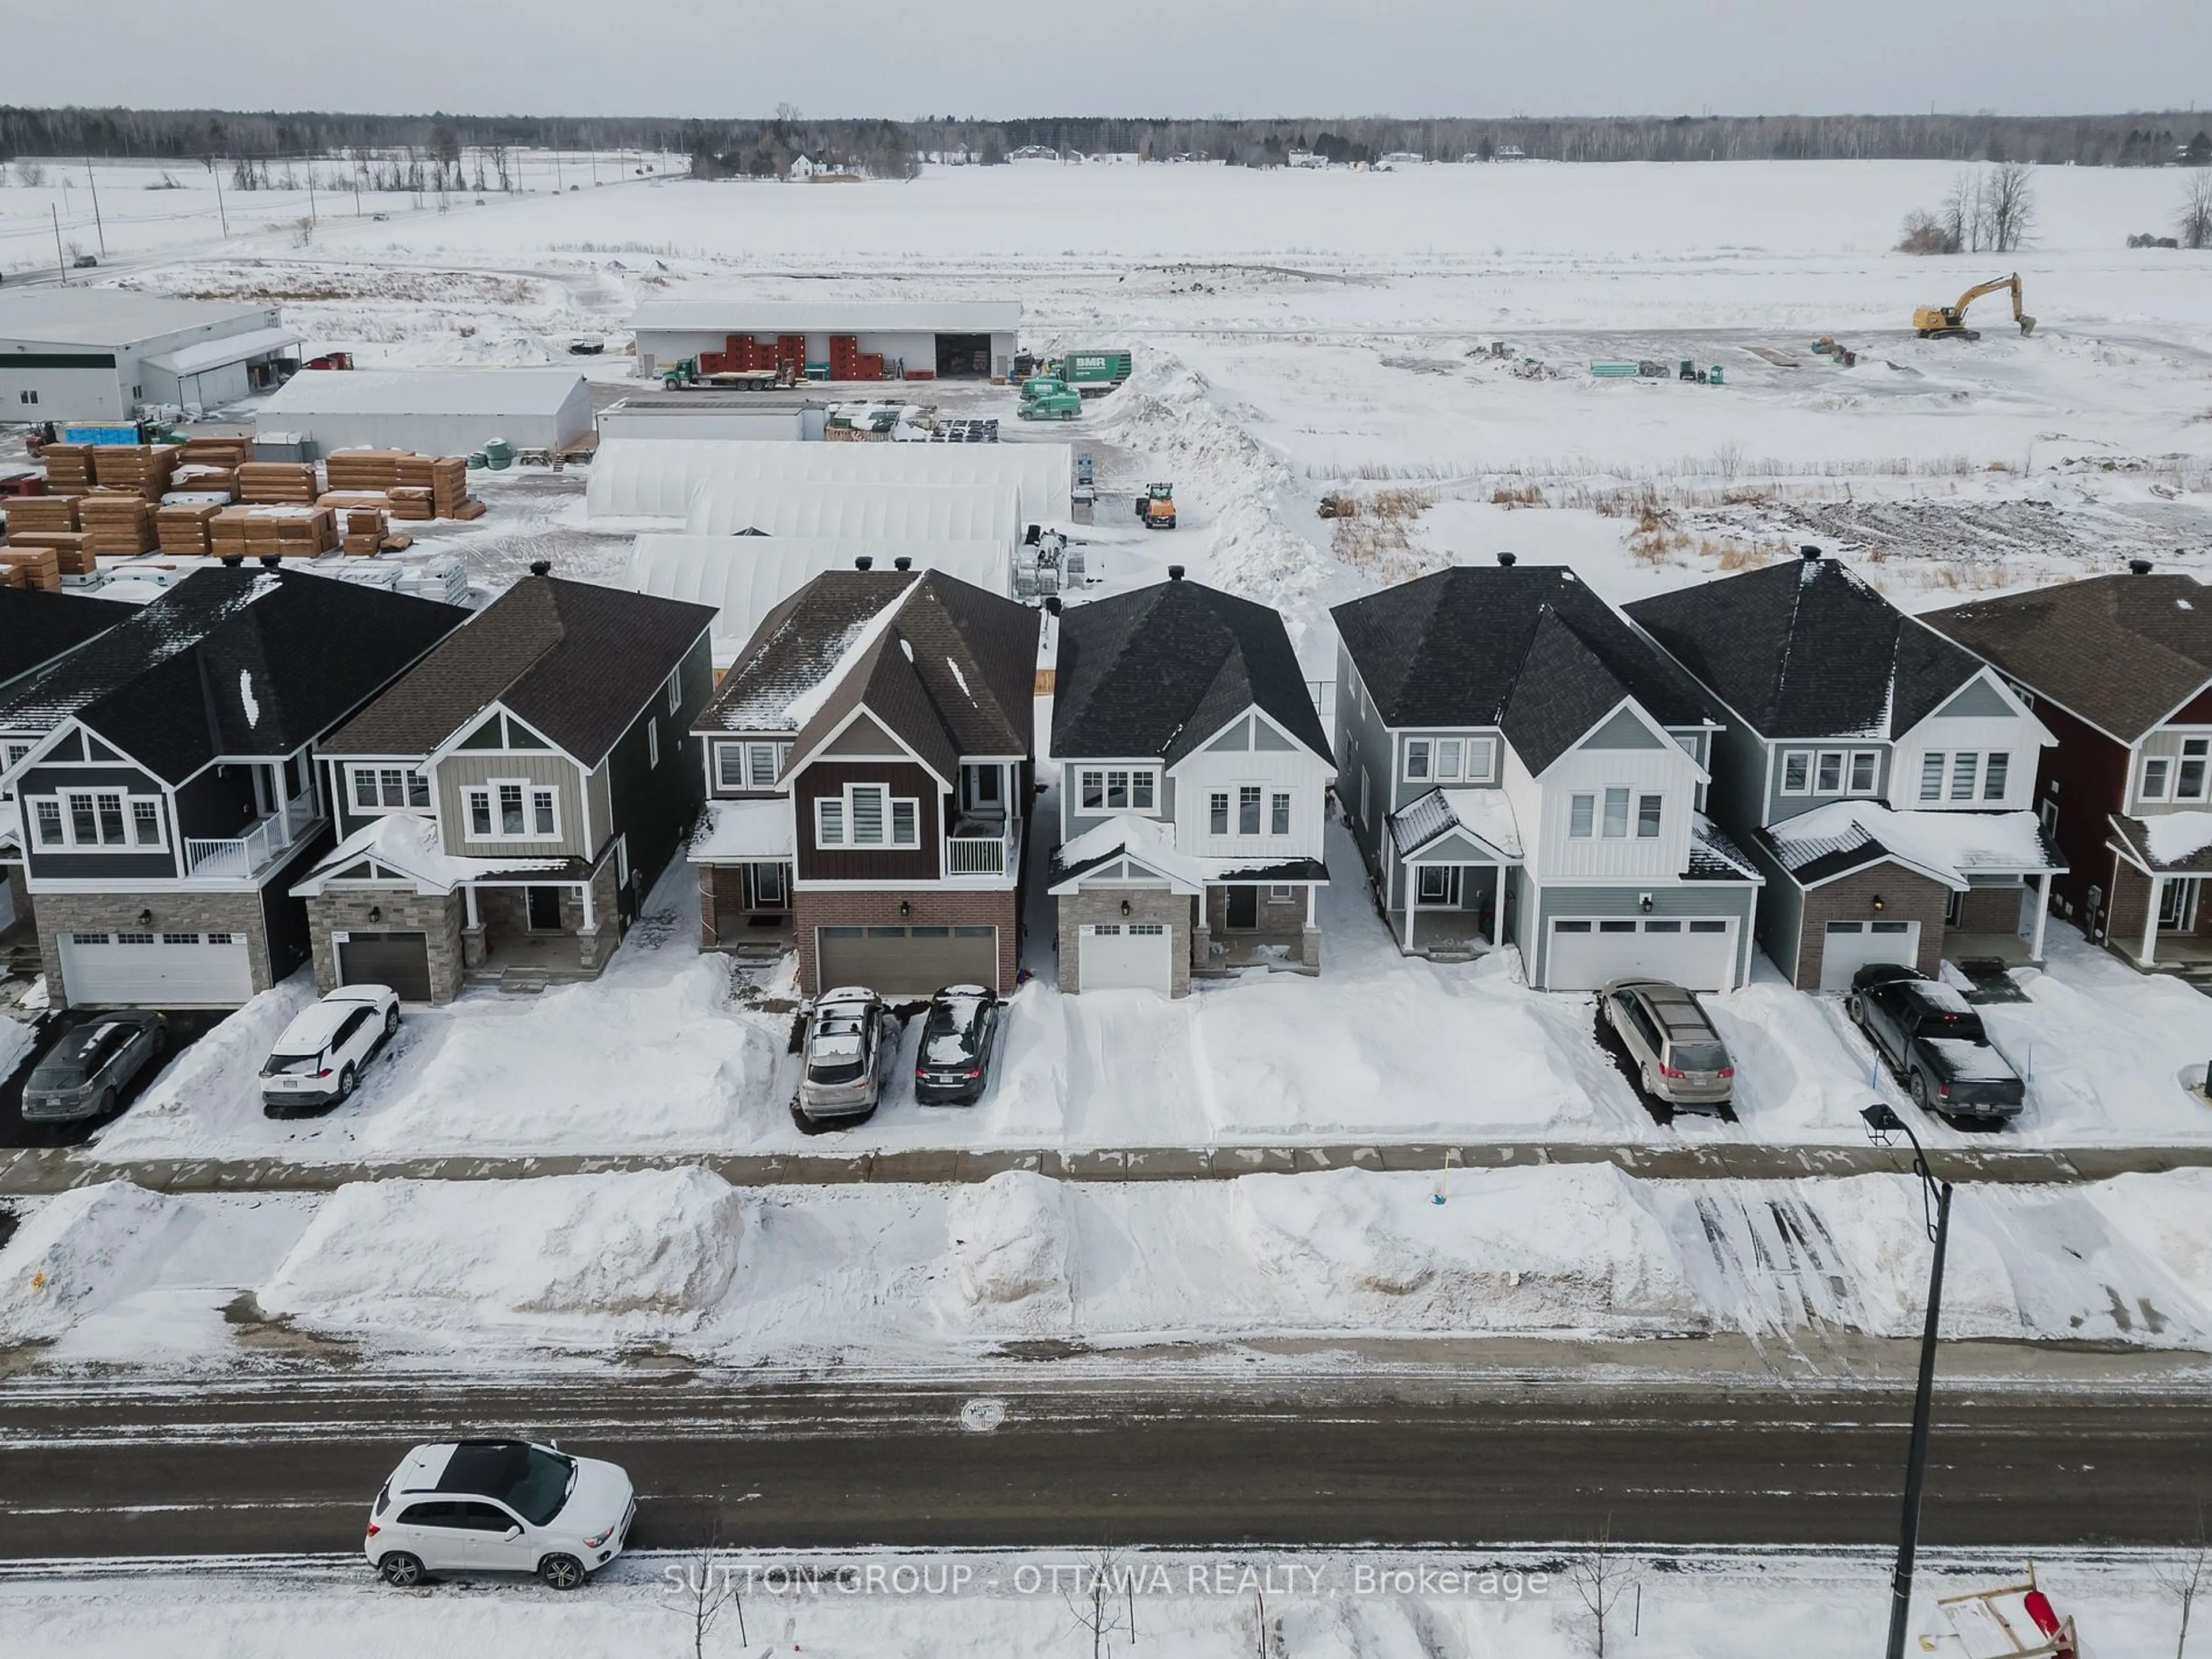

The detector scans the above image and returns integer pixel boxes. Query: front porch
[1394,860,1506,962]
[1194,880,1321,978]
[460,863,624,991]
[696,861,796,961]
[2105,861,2212,976]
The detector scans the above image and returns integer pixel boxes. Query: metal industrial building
[595,393,824,444]
[627,299,1020,382]
[586,437,1072,526]
[0,290,298,420]
[253,368,595,456]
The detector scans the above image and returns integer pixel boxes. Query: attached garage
[816,924,997,998]
[1077,921,1173,994]
[1546,916,1737,994]
[1817,919,1921,993]
[59,930,254,1008]
[336,931,434,1003]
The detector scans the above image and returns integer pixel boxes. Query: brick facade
[465,862,627,972]
[1792,863,1947,989]
[793,887,1018,996]
[1055,887,1195,997]
[1955,881,2028,934]
[34,889,274,1010]
[2104,863,2212,961]
[304,889,467,1003]
[1202,881,1322,970]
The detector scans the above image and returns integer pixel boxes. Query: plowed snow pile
[259,1168,746,1340]
[0,1182,180,1342]
[944,1170,1075,1334]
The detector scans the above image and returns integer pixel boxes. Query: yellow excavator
[1913,273,2036,340]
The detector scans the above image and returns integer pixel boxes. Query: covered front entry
[1077,921,1172,993]
[336,931,434,1003]
[1406,862,1503,954]
[816,923,997,997]
[1546,916,1737,994]
[1818,919,1921,991]
[58,930,255,1007]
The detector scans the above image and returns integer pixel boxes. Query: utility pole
[213,161,228,236]
[85,157,107,258]
[554,149,563,192]
[52,204,67,282]
[306,157,317,224]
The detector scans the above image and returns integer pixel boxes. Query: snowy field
[0,1545,2189,1659]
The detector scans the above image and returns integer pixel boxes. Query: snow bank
[0,1182,179,1343]
[259,1168,747,1340]
[944,1170,1074,1332]
[0,1013,34,1083]
[1234,1165,1704,1334]
[111,974,316,1135]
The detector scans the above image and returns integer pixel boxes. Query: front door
[1225,885,1258,930]
[526,885,563,930]
[2161,877,2199,931]
[751,862,788,910]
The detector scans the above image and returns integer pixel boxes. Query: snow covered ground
[0,1544,2191,1659]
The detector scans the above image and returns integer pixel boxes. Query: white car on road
[260,984,399,1115]
[365,1437,635,1589]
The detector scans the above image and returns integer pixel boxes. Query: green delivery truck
[1058,350,1132,397]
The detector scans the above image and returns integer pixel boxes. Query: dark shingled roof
[1925,573,2212,743]
[1051,578,1332,766]
[1626,555,1982,741]
[324,575,716,764]
[1331,565,1711,773]
[0,568,467,783]
[695,569,1035,777]
[0,587,135,698]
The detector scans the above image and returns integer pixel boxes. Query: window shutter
[850,786,885,844]
[817,798,846,846]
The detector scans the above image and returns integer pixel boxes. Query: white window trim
[32,789,168,852]
[646,719,661,770]
[665,670,683,717]
[1780,749,1813,796]
[816,783,921,850]
[1569,791,1596,839]
[1400,735,1498,786]
[461,778,563,843]
[715,744,747,791]
[1783,747,1881,797]
[2176,738,2211,803]
[2142,755,2173,803]
[346,763,430,814]
[1076,766,1160,815]
[1404,738,1431,782]
[1600,785,1631,840]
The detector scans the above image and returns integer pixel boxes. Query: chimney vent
[855,555,874,571]
[2130,558,2154,575]
[1495,551,1516,567]
[1166,565,1185,581]
[529,559,552,577]
[259,553,282,570]
[1800,545,1821,562]
[221,552,244,568]
[893,555,912,571]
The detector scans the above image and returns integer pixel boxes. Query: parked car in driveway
[1847,963,2024,1122]
[365,1437,634,1590]
[1600,978,1734,1112]
[21,1012,166,1123]
[261,984,399,1115]
[797,986,899,1126]
[913,983,1005,1105]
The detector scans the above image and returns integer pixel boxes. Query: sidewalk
[5,1137,2209,1196]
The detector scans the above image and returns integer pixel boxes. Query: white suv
[364,1438,635,1590]
[261,984,399,1115]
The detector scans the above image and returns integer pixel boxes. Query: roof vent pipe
[1045,596,1063,616]
[893,555,912,571]
[259,553,282,570]
[221,552,244,568]
[1495,551,1516,567]
[1167,565,1185,581]
[855,555,874,571]
[2130,558,2154,575]
[1800,545,1821,562]
[529,559,552,577]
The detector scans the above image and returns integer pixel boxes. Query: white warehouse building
[0,290,298,421]
[253,368,594,456]
[685,480,1021,546]
[585,437,1071,525]
[627,298,1020,382]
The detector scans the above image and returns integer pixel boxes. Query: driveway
[0,1011,224,1149]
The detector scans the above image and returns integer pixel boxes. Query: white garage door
[816,925,998,997]
[59,929,255,1007]
[1819,919,1921,993]
[1547,917,1736,993]
[1078,922,1172,994]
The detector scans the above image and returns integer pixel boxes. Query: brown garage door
[337,931,434,1002]
[816,925,997,997]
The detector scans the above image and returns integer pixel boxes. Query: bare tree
[1979,160,2038,253]
[1061,1551,1135,1658]
[1565,1525,1635,1658]
[661,1546,747,1659]
[2180,169,2212,252]
[1897,207,1958,255]
[2155,1511,2210,1659]
[1942,171,1980,252]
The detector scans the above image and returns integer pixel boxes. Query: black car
[1847,963,2024,1122]
[912,984,1005,1105]
[21,1012,167,1123]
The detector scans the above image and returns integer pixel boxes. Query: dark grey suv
[21,1012,168,1123]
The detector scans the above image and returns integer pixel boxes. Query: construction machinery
[1914,273,2036,340]
[1136,482,1177,530]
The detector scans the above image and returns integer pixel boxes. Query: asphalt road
[1,1372,2204,1559]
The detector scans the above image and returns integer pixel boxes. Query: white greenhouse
[684,480,1021,546]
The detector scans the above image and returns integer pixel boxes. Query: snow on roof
[0,799,18,855]
[1050,812,1211,892]
[1768,801,2059,884]
[733,575,919,734]
[630,297,1020,334]
[290,812,569,898]
[586,438,1070,527]
[687,798,794,863]
[142,325,301,377]
[2144,810,2212,868]
[1389,786,1523,861]
[0,288,272,350]
[258,369,588,417]
[685,479,1020,544]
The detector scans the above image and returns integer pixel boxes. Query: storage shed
[0,290,297,421]
[252,369,593,456]
[585,437,1070,526]
[685,480,1020,546]
[628,298,1019,382]
[630,534,1012,664]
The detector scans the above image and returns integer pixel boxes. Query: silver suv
[1600,978,1734,1112]
[797,986,900,1126]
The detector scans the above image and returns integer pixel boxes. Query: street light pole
[1861,1103,1953,1659]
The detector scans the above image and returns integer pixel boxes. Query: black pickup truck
[1847,963,2025,1122]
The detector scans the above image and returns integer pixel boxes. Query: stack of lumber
[324,449,411,491]
[0,547,62,590]
[177,436,252,469]
[170,463,237,498]
[3,533,94,577]
[429,456,469,517]
[237,462,319,505]
[388,487,435,522]
[77,494,158,556]
[89,445,180,500]
[39,444,94,492]
[317,490,394,513]
[156,503,224,555]
[324,448,480,518]
[210,506,338,558]
[4,497,79,535]
[342,507,388,556]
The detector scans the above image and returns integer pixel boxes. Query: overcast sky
[13,1,2210,120]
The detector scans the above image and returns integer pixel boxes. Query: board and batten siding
[1529,880,1758,988]
[436,753,590,859]
[1528,730,1700,882]
[1168,736,1332,865]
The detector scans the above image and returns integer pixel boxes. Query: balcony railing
[945,817,1018,877]
[183,794,319,880]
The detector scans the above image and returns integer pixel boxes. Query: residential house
[1628,551,2061,990]
[1047,573,1335,994]
[1334,560,1761,992]
[292,567,717,1002]
[690,566,1037,997]
[0,565,466,1009]
[1925,565,2212,971]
